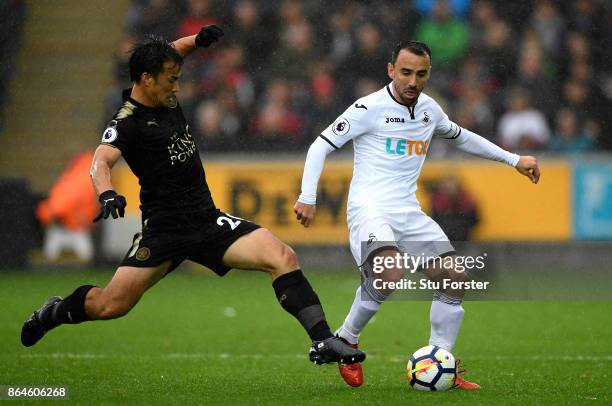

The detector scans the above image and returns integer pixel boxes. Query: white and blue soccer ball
[406,345,457,391]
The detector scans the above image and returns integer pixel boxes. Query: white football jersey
[321,84,461,218]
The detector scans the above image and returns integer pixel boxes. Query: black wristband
[99,190,117,202]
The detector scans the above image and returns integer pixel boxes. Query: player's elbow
[90,158,111,183]
[89,162,97,181]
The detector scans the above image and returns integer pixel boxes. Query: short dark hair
[391,40,432,65]
[129,35,184,83]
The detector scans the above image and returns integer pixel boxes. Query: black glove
[93,190,127,222]
[195,25,224,48]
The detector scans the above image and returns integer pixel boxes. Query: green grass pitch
[1,268,611,405]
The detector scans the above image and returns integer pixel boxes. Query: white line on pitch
[18,353,612,362]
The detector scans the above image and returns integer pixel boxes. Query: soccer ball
[406,345,457,391]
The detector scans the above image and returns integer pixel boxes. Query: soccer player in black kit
[21,26,364,366]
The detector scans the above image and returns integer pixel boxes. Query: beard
[396,83,420,105]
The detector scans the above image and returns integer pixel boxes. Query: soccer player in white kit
[294,41,540,389]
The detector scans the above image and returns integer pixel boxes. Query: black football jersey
[101,89,217,225]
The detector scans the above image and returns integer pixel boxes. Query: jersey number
[217,215,242,230]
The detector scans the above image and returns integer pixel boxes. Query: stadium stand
[106,0,611,153]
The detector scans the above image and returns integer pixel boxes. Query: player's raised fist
[294,201,316,228]
[515,156,540,184]
[195,25,224,48]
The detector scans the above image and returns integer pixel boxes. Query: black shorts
[119,211,261,276]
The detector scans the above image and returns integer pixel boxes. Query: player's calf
[85,287,139,320]
[272,269,334,341]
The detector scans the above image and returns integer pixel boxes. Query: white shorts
[348,205,454,266]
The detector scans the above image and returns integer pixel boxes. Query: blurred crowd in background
[105,0,612,154]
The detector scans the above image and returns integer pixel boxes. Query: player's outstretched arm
[445,127,541,184]
[294,137,335,227]
[172,25,224,57]
[515,155,540,184]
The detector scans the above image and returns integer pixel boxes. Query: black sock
[49,285,96,327]
[272,270,333,341]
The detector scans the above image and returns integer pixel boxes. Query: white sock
[428,291,464,351]
[337,286,381,345]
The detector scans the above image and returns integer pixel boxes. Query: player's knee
[373,252,404,283]
[268,243,299,275]
[382,266,404,283]
[277,243,299,271]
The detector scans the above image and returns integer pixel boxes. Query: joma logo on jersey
[385,117,405,123]
[385,138,428,156]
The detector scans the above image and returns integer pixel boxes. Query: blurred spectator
[516,46,559,118]
[364,1,419,47]
[567,0,607,50]
[227,0,275,81]
[344,22,389,98]
[454,87,494,137]
[354,78,383,99]
[36,151,97,263]
[600,2,612,75]
[561,80,607,131]
[214,45,255,108]
[430,176,479,241]
[103,33,139,126]
[416,0,470,71]
[176,0,219,38]
[480,19,517,89]
[0,0,26,134]
[497,88,550,150]
[253,79,302,150]
[449,56,496,134]
[194,93,245,151]
[584,118,603,149]
[530,0,564,59]
[270,1,317,84]
[125,0,182,38]
[549,108,594,153]
[451,55,496,96]
[114,33,139,87]
[485,0,532,30]
[303,63,342,137]
[175,0,222,89]
[469,0,497,51]
[569,59,591,85]
[326,9,354,69]
[560,30,592,78]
